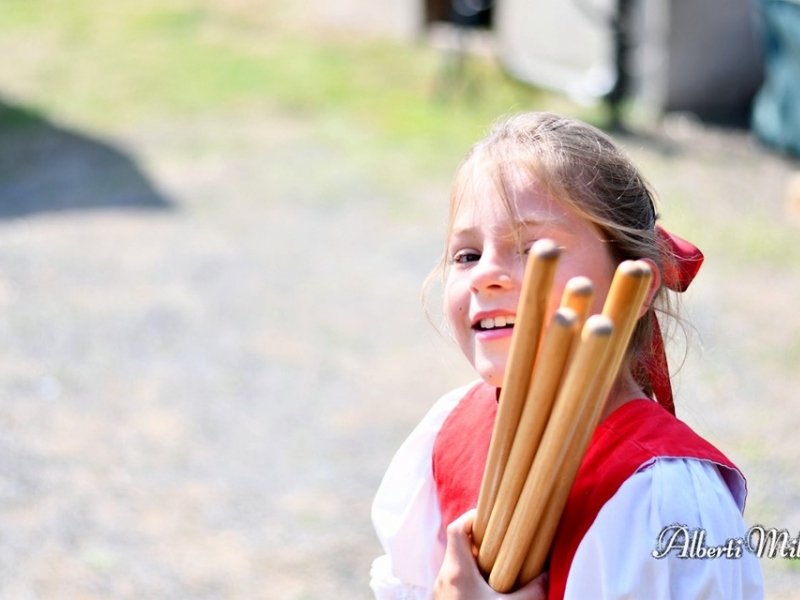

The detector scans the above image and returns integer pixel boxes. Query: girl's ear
[637,257,662,318]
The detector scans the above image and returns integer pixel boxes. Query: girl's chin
[475,361,506,388]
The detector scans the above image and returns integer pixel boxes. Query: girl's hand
[434,509,549,600]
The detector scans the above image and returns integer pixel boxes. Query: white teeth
[478,316,515,330]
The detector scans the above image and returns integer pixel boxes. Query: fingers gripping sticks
[472,244,654,593]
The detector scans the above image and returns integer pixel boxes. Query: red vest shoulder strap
[432,382,497,528]
[547,398,742,599]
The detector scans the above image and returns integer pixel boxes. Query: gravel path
[0,107,798,598]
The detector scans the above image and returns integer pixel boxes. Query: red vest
[431,382,743,599]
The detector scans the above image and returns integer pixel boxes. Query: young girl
[370,112,764,599]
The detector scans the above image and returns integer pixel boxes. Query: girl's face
[444,169,616,387]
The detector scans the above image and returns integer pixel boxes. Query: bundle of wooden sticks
[472,238,653,593]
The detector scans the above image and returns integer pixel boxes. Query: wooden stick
[472,239,561,547]
[477,307,578,575]
[559,276,594,329]
[487,315,614,592]
[595,261,654,403]
[515,261,653,585]
[558,276,594,367]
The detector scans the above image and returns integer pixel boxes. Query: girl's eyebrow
[450,215,564,246]
[518,214,572,233]
[449,218,553,242]
[516,217,548,229]
[456,217,550,231]
[449,225,485,241]
[450,225,475,236]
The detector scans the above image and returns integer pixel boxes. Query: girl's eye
[452,250,481,264]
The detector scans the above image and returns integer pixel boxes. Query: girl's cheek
[443,278,470,342]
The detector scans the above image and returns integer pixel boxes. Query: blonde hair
[426,112,685,396]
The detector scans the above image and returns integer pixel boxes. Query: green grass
[3,1,797,269]
[0,0,598,173]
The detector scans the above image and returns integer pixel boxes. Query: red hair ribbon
[647,226,704,415]
[657,225,704,293]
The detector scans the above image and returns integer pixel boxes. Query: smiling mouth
[474,315,516,331]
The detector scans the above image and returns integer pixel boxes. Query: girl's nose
[469,248,516,293]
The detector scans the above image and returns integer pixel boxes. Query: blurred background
[0,0,798,598]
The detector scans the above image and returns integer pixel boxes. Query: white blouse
[370,383,764,600]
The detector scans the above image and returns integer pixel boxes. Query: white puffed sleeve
[564,458,764,599]
[370,382,479,600]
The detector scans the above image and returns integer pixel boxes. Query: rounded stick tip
[616,260,650,279]
[552,307,577,328]
[530,238,560,260]
[563,276,593,297]
[582,314,614,339]
[633,259,653,278]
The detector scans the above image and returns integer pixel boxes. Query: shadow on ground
[0,98,173,219]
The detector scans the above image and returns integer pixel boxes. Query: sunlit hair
[424,111,685,397]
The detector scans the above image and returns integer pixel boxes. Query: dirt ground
[0,105,799,599]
